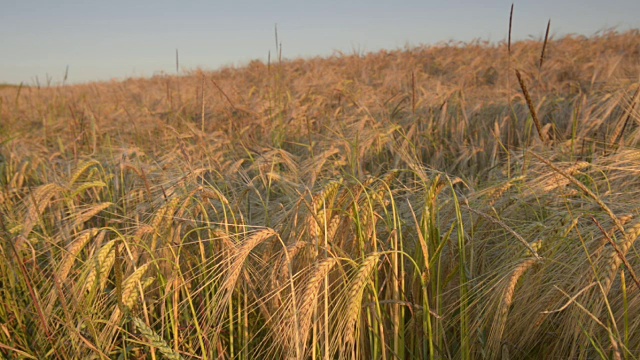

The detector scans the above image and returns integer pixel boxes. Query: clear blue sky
[2,0,639,85]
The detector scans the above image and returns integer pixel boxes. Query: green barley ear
[68,159,101,187]
[131,316,184,360]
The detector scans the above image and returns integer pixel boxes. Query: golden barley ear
[58,228,100,284]
[600,220,640,293]
[48,228,102,314]
[489,257,539,357]
[84,239,118,294]
[296,258,337,356]
[21,183,63,240]
[529,151,625,235]
[609,86,640,149]
[223,228,277,303]
[343,254,380,347]
[121,262,151,310]
[68,159,101,187]
[71,202,112,231]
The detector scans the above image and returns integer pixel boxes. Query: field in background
[1,30,640,359]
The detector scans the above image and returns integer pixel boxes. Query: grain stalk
[515,70,547,143]
[539,19,551,69]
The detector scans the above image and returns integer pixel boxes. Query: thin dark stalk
[411,71,416,115]
[508,4,514,55]
[201,74,205,132]
[274,24,278,57]
[506,3,514,152]
[210,78,237,110]
[175,49,179,74]
[540,20,551,68]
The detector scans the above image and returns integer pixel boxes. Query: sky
[1,0,639,85]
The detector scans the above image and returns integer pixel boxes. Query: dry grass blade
[515,70,547,143]
[5,223,55,349]
[541,283,597,314]
[0,343,38,359]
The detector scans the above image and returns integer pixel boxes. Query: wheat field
[1,29,640,359]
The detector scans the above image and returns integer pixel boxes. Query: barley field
[1,29,640,359]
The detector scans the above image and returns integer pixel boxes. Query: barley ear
[515,70,547,143]
[489,257,539,357]
[131,316,184,360]
[121,262,151,310]
[84,239,118,294]
[343,254,380,346]
[58,228,100,283]
[68,159,100,187]
[296,258,337,356]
